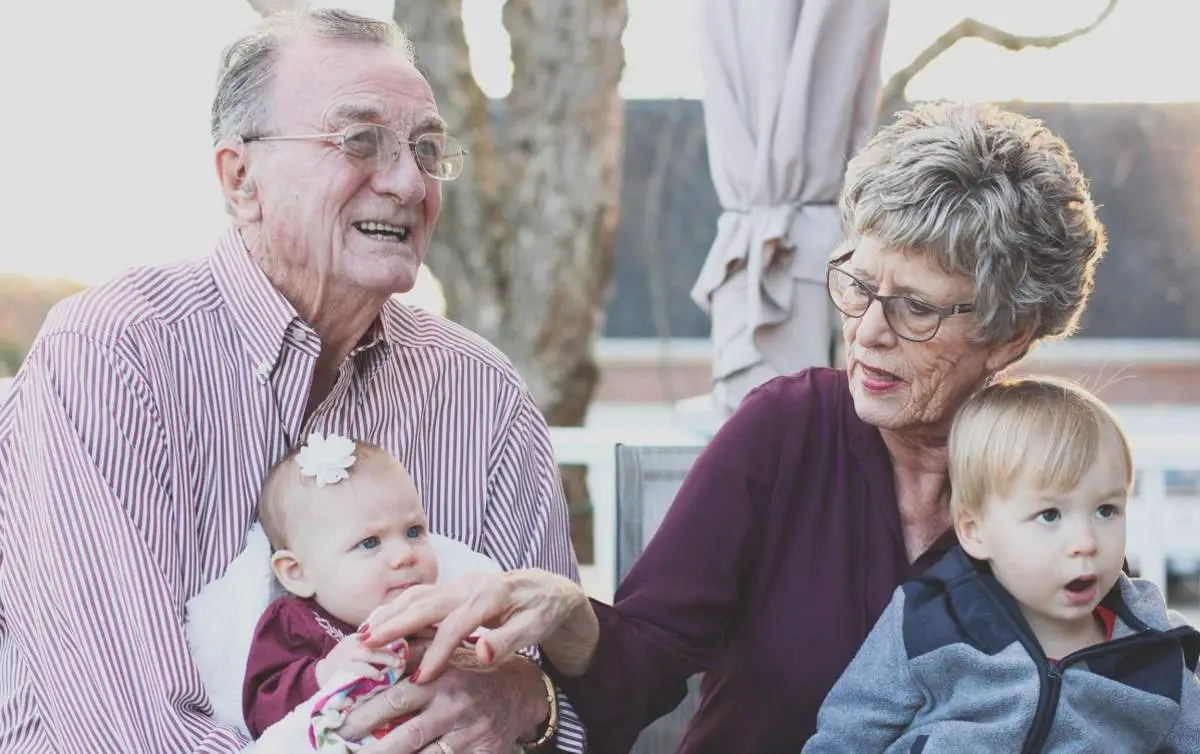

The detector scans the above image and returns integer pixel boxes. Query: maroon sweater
[550,368,957,753]
[242,595,356,738]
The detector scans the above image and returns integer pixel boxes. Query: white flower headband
[296,432,357,487]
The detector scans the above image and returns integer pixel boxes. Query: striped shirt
[0,227,585,753]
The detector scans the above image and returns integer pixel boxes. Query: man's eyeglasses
[826,257,974,343]
[241,122,466,181]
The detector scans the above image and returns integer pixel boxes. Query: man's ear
[271,549,315,598]
[954,508,990,562]
[215,139,261,223]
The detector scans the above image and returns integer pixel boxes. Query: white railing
[552,424,1200,602]
[4,377,1194,600]
[1125,436,1200,590]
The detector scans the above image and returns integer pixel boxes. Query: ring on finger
[436,741,454,754]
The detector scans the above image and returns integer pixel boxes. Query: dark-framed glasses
[241,122,466,181]
[826,262,974,343]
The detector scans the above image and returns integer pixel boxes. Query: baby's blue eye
[406,525,424,540]
[358,536,381,550]
[1035,509,1061,524]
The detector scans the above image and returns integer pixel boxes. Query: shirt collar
[211,225,399,381]
[1095,604,1118,641]
[352,316,389,356]
[212,226,298,381]
[350,314,394,385]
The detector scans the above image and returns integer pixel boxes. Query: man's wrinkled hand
[340,648,548,754]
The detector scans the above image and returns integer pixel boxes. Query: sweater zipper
[1020,659,1062,754]
[1019,630,1185,753]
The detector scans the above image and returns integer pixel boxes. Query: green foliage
[0,342,23,376]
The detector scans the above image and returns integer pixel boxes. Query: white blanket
[184,525,502,752]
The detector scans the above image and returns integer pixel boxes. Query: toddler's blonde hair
[949,376,1133,520]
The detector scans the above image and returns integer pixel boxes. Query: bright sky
[0,0,1194,288]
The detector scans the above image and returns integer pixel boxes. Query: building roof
[605,100,1200,340]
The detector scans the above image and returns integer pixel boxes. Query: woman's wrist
[539,585,600,678]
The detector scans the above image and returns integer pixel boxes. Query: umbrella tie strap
[724,199,835,214]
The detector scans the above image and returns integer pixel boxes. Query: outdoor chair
[614,444,705,754]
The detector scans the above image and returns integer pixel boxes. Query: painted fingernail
[464,634,480,644]
[480,639,494,664]
[409,668,422,684]
[358,622,370,634]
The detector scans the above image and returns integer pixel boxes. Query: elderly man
[0,9,583,754]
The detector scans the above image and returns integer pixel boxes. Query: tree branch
[244,0,310,16]
[879,0,1119,116]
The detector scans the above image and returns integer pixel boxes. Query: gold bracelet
[516,655,559,751]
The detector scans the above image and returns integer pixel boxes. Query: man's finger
[339,679,433,742]
[415,734,472,754]
[357,705,455,754]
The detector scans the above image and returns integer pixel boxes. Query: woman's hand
[360,569,599,682]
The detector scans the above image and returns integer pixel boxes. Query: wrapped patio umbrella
[691,0,890,415]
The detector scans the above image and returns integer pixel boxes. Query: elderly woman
[355,102,1108,752]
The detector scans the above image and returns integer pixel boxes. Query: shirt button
[255,360,272,382]
[294,329,308,344]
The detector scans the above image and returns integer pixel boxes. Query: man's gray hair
[211,8,416,145]
[839,102,1107,347]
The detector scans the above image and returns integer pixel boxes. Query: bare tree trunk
[497,1,627,425]
[394,2,508,338]
[879,0,1119,117]
[396,2,627,432]
[393,2,627,562]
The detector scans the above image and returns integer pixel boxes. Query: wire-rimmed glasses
[241,122,466,181]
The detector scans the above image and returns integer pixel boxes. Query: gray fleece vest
[803,547,1200,753]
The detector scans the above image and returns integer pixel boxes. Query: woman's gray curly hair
[210,9,416,145]
[839,101,1107,347]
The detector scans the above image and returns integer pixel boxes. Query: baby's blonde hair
[258,439,391,550]
[949,376,1133,520]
